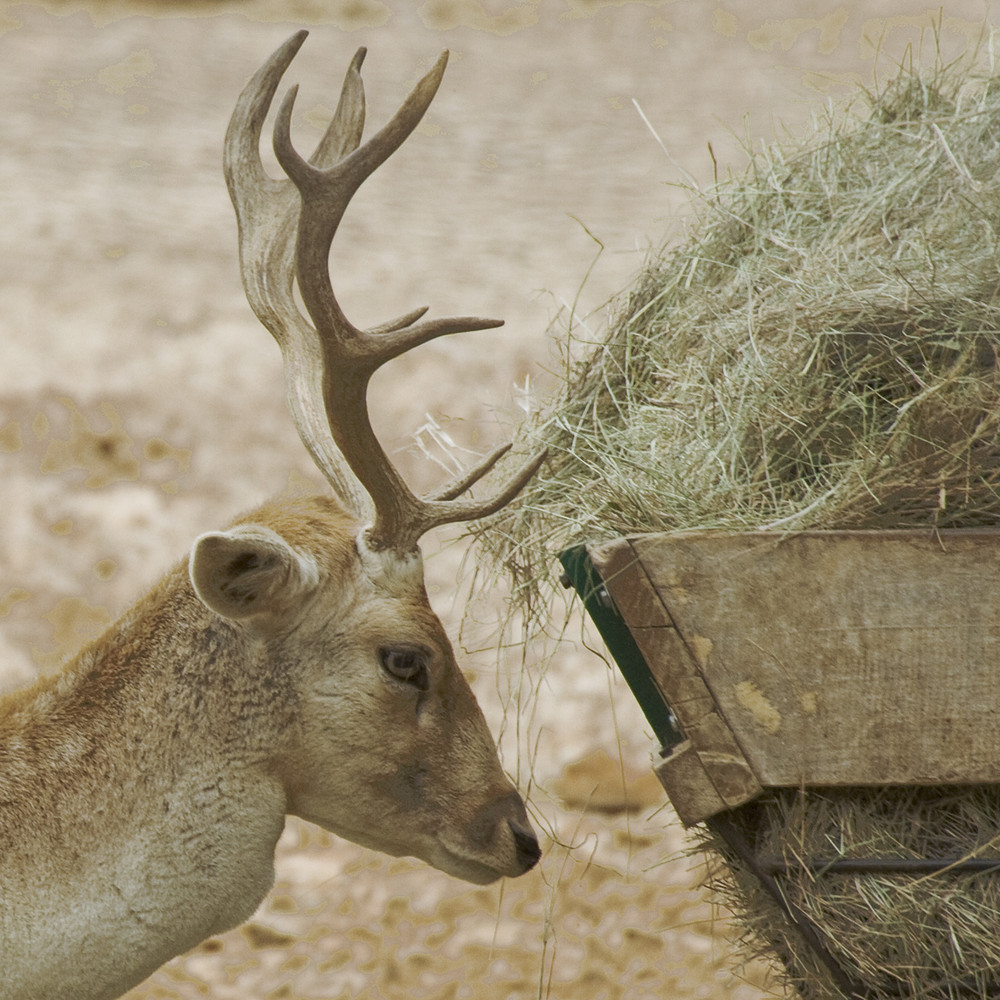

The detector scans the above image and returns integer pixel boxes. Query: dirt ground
[0,2,996,998]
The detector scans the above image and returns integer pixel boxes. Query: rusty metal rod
[707,815,870,1000]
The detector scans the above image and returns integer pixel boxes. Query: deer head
[203,31,544,884]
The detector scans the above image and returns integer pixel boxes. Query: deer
[0,31,544,1000]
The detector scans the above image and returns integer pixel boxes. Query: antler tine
[311,46,367,169]
[428,446,549,510]
[224,32,374,518]
[429,444,515,503]
[233,35,545,554]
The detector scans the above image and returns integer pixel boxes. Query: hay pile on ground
[482,52,1000,601]
[697,787,1000,1000]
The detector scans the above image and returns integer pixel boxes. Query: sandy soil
[0,2,995,998]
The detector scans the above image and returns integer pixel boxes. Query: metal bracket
[559,545,684,752]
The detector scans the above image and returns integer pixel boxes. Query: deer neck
[0,565,290,1000]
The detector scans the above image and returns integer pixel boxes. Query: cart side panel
[589,538,762,822]
[626,530,1000,789]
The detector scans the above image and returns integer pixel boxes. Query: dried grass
[479,45,1000,611]
[696,787,1000,1000]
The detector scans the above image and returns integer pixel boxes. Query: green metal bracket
[559,545,684,753]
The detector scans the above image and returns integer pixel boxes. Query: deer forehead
[335,552,452,653]
[238,496,441,637]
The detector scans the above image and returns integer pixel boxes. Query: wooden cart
[560,529,1000,999]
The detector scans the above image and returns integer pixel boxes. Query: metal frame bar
[559,545,683,750]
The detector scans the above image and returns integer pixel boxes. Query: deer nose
[470,790,541,874]
[508,819,541,872]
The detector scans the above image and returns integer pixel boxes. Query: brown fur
[0,494,538,1000]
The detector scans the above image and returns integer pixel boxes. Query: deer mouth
[432,850,516,886]
[432,820,541,885]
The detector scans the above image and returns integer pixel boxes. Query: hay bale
[697,787,1000,1000]
[482,52,1000,599]
[478,45,1000,1000]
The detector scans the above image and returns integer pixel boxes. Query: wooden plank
[590,538,762,822]
[651,742,727,826]
[626,529,1000,788]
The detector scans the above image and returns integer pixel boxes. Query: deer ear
[189,525,319,622]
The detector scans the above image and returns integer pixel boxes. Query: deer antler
[225,31,544,554]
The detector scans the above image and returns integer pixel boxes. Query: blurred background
[0,2,994,997]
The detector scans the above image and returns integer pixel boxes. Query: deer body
[0,534,288,1000]
[0,556,287,1000]
[0,33,543,998]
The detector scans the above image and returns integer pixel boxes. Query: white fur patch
[356,530,425,596]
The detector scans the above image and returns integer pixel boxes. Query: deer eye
[379,646,430,692]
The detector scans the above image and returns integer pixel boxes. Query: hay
[474,43,1000,1000]
[481,50,1000,607]
[696,786,1000,1000]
